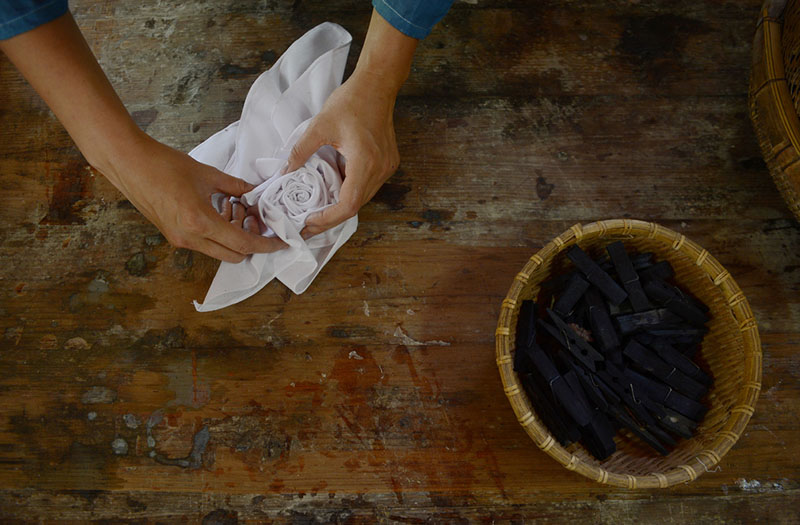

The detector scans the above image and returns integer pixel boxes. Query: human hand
[105,134,286,263]
[0,14,285,263]
[284,8,418,239]
[285,70,400,238]
[219,198,261,236]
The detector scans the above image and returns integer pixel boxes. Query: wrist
[348,67,404,103]
[85,124,152,184]
[354,9,418,95]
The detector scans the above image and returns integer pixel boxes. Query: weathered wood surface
[1,0,799,522]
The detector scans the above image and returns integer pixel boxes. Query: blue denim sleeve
[372,0,454,40]
[0,0,68,40]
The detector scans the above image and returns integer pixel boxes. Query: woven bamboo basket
[495,219,761,488]
[750,0,800,220]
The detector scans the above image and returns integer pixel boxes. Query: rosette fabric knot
[188,23,357,312]
[272,169,331,228]
[244,147,342,232]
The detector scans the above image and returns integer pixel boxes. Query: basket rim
[753,6,800,159]
[749,5,800,219]
[494,218,762,489]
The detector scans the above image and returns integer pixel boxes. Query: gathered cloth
[190,22,357,312]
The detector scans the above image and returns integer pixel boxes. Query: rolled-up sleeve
[0,0,68,40]
[372,0,454,40]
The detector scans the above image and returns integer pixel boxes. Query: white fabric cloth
[188,22,356,312]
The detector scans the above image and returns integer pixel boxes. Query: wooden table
[1,1,798,522]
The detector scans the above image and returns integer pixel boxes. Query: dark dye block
[559,353,619,460]
[581,411,617,461]
[515,300,538,350]
[624,340,708,400]
[529,346,560,383]
[556,369,593,427]
[573,364,609,411]
[606,368,672,442]
[605,403,669,456]
[652,402,696,440]
[585,287,620,351]
[644,280,709,327]
[513,344,529,372]
[566,245,628,306]
[529,346,591,427]
[540,270,578,294]
[607,346,624,365]
[627,368,708,421]
[615,308,684,334]
[681,344,701,358]
[634,336,712,387]
[597,363,657,428]
[545,308,604,369]
[660,404,699,431]
[521,373,580,446]
[606,241,651,312]
[550,379,592,427]
[630,395,679,448]
[645,327,708,345]
[513,341,534,373]
[538,319,569,349]
[564,369,592,410]
[632,252,655,269]
[513,301,538,373]
[593,371,622,406]
[640,260,674,281]
[600,252,655,273]
[672,284,711,313]
[553,273,590,316]
[641,335,704,353]
[608,300,635,317]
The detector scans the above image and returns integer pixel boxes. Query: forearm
[0,10,289,262]
[352,9,419,98]
[0,12,144,178]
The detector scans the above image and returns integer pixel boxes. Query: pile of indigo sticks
[514,242,712,460]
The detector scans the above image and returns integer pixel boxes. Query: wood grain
[1,0,798,522]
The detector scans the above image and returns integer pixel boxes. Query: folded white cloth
[188,22,356,312]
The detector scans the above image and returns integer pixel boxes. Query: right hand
[284,68,400,240]
[283,8,419,240]
[103,134,286,263]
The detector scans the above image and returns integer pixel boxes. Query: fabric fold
[189,22,356,312]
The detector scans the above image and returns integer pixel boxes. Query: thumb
[212,169,254,197]
[286,123,325,173]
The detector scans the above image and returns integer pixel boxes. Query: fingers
[192,237,250,264]
[231,201,246,225]
[301,180,360,238]
[207,211,288,256]
[286,123,325,174]
[219,199,251,231]
[213,169,254,197]
[220,198,232,221]
[243,215,260,235]
[192,204,280,262]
